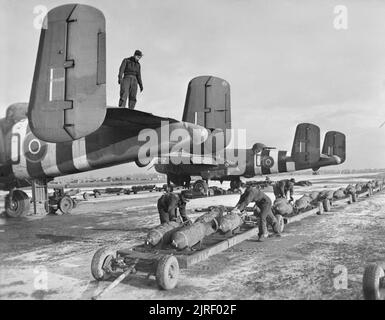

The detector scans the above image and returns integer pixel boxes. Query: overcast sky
[1,0,384,178]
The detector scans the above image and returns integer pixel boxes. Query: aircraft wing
[155,152,232,166]
[103,108,178,132]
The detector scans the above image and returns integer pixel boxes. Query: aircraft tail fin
[322,131,346,163]
[28,4,107,143]
[291,123,320,170]
[182,76,232,151]
[182,76,231,132]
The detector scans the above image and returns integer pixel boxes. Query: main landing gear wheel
[193,180,208,195]
[91,248,115,281]
[156,255,179,290]
[5,190,30,218]
[58,196,74,215]
[363,263,385,300]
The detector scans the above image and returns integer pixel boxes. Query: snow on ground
[0,172,384,300]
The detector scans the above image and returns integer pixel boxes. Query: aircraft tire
[91,247,115,281]
[156,255,179,290]
[5,190,30,218]
[193,180,208,195]
[59,196,74,215]
[363,264,385,300]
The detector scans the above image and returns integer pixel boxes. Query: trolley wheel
[317,202,324,215]
[94,191,101,198]
[58,196,74,215]
[273,214,284,233]
[322,199,331,212]
[156,255,179,290]
[363,264,385,300]
[83,192,90,201]
[5,190,30,218]
[91,247,115,281]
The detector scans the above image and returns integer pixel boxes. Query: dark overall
[236,186,279,237]
[157,193,188,224]
[118,57,143,109]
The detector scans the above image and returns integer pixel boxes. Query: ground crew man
[234,186,280,241]
[273,178,295,202]
[118,50,144,109]
[157,192,189,224]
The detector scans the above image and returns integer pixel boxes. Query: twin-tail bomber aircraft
[0,4,346,218]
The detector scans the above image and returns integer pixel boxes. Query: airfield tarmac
[0,172,384,300]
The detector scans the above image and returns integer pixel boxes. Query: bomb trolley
[90,222,261,299]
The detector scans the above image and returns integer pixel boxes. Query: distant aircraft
[154,80,346,192]
[0,4,228,217]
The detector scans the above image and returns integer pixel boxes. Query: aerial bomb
[295,195,312,211]
[318,190,334,201]
[345,184,356,195]
[171,207,223,250]
[273,198,294,216]
[171,222,215,250]
[218,212,243,233]
[333,188,345,199]
[309,191,319,201]
[195,206,225,224]
[146,221,182,246]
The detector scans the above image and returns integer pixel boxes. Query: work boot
[258,233,269,242]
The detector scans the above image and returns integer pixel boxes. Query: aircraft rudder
[28,4,107,143]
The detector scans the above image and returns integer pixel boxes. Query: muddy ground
[0,173,384,300]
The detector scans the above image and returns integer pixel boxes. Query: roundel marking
[262,156,274,169]
[28,139,41,155]
[23,134,48,163]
